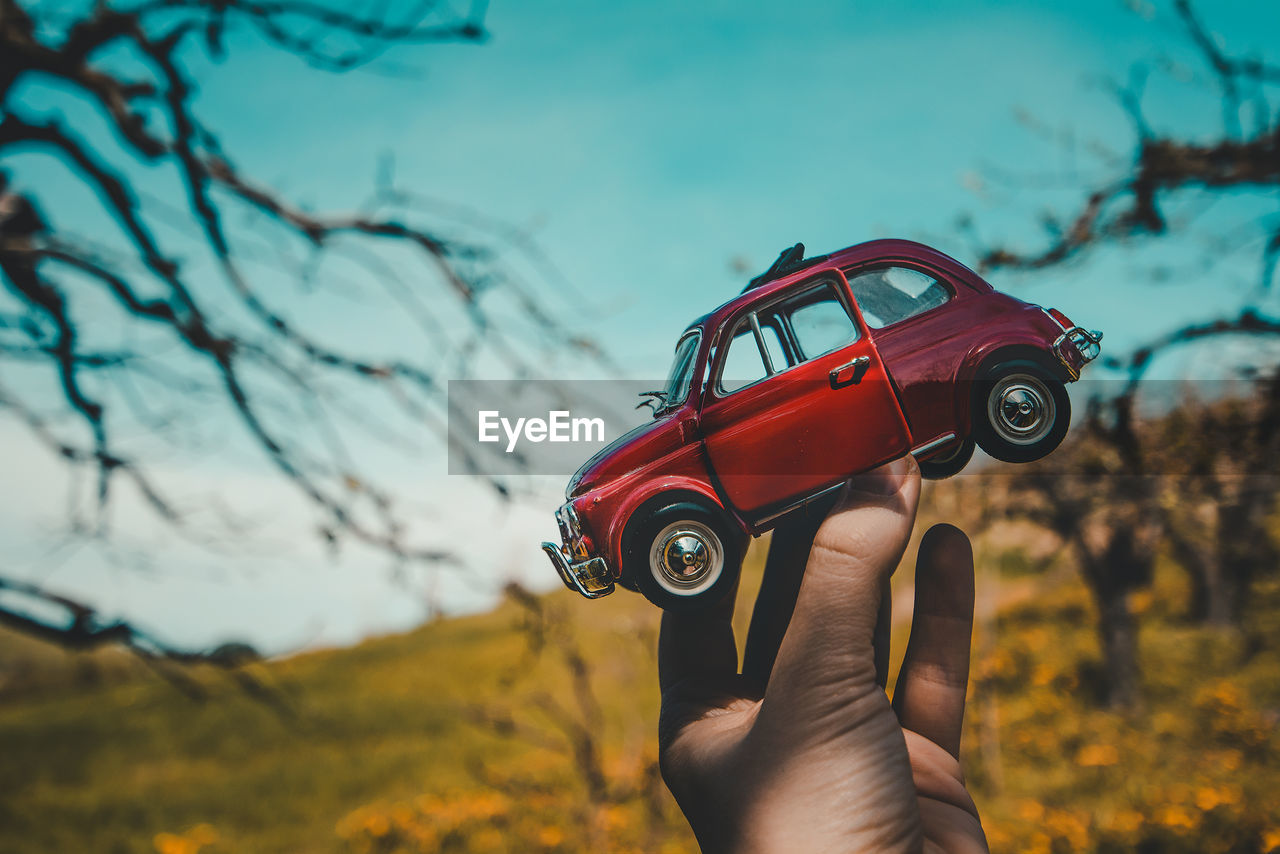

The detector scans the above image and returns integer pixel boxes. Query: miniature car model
[542,240,1101,610]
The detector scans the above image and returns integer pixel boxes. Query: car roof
[683,238,988,337]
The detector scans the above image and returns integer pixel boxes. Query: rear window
[845,266,951,328]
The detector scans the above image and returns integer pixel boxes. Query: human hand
[657,456,987,853]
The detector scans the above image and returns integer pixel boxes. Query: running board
[911,432,957,458]
[750,433,960,529]
[751,482,846,528]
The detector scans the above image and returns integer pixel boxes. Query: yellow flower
[1016,800,1045,822]
[1196,784,1241,812]
[153,824,218,854]
[975,648,1016,681]
[984,826,1011,849]
[1022,627,1049,651]
[1155,805,1198,831]
[1075,743,1120,767]
[1196,680,1242,714]
[469,826,504,852]
[365,812,390,838]
[1106,809,1144,834]
[600,805,631,833]
[1030,662,1056,687]
[537,825,565,848]
[1044,809,1089,849]
[1025,830,1053,854]
[1202,749,1244,772]
[1151,711,1182,736]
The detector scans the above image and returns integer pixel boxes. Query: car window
[787,285,860,359]
[718,321,786,393]
[661,330,701,409]
[845,266,950,328]
[758,320,788,371]
[715,281,861,396]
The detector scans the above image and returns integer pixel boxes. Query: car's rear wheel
[623,499,742,612]
[918,438,975,480]
[973,359,1070,463]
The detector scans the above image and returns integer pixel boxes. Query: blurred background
[2,0,1279,851]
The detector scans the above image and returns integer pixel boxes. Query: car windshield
[658,330,701,415]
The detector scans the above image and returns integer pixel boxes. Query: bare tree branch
[0,0,600,660]
[973,2,1280,289]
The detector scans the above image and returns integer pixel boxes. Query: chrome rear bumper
[541,542,615,599]
[1053,326,1103,379]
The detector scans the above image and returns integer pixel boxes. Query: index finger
[658,580,739,696]
[741,497,832,692]
[764,456,921,703]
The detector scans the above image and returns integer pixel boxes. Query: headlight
[554,502,593,559]
[555,502,583,541]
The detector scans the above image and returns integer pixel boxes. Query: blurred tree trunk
[1167,526,1218,624]
[1074,524,1147,709]
[1215,484,1279,627]
[1162,491,1270,628]
[1095,590,1139,709]
[1159,380,1280,629]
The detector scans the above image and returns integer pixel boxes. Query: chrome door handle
[829,355,871,389]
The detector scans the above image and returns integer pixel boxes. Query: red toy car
[542,240,1101,610]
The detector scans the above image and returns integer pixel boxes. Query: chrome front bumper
[541,542,615,599]
[543,501,615,599]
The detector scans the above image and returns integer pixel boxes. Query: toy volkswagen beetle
[542,239,1101,610]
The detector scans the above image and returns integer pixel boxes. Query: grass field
[2,503,1278,853]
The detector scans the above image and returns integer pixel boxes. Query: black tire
[622,499,742,612]
[973,359,1070,464]
[918,438,975,480]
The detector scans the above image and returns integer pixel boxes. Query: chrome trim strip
[752,481,846,528]
[911,432,958,457]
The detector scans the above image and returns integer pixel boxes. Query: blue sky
[3,0,1279,651]
[166,0,1280,368]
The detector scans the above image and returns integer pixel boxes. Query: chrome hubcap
[665,535,708,573]
[650,521,724,594]
[989,374,1054,445]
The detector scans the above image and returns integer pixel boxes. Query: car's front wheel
[973,359,1070,464]
[623,499,741,612]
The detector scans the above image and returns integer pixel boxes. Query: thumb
[766,456,921,702]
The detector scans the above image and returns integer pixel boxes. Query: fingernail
[846,455,914,497]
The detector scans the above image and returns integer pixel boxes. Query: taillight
[1047,308,1074,329]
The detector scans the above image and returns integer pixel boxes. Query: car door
[842,262,964,447]
[698,269,913,520]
